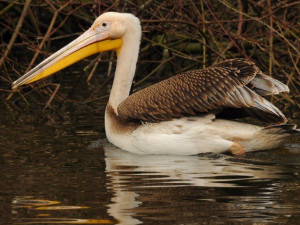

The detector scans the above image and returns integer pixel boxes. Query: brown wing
[118,59,288,124]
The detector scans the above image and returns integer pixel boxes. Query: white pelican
[12,12,297,155]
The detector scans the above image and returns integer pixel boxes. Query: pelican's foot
[228,142,245,156]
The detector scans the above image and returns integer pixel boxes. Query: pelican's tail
[256,124,300,150]
[262,124,300,136]
[239,124,299,152]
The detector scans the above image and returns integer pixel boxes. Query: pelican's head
[12,12,141,89]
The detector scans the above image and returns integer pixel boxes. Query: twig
[134,57,174,87]
[218,0,300,54]
[25,1,72,72]
[0,0,32,67]
[44,84,60,109]
[87,61,100,83]
[199,0,206,68]
[0,2,14,17]
[267,0,274,76]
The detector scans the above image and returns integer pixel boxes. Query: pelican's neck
[108,23,141,111]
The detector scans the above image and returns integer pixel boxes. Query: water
[1,84,300,224]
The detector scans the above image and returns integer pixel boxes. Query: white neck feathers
[108,15,141,111]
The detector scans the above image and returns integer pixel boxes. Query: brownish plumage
[117,59,287,124]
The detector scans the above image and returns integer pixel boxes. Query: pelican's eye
[98,21,110,31]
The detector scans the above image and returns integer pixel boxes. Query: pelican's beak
[12,28,122,89]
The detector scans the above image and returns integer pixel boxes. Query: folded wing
[118,59,288,124]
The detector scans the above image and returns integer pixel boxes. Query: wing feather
[250,73,290,96]
[118,58,288,124]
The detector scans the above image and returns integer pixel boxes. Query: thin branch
[0,0,32,67]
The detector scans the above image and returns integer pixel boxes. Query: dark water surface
[1,87,300,225]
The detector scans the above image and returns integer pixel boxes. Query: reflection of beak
[12,29,122,89]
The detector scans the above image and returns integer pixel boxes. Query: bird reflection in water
[100,140,290,225]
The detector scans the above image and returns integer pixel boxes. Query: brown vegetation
[0,0,299,118]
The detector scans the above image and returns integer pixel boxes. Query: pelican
[12,12,297,155]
